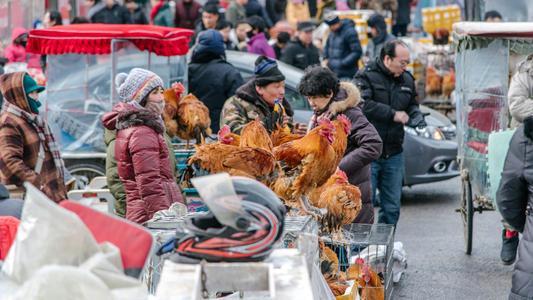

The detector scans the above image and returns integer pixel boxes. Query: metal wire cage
[319,223,395,300]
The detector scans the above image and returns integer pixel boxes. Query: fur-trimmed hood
[323,81,361,116]
[102,102,164,134]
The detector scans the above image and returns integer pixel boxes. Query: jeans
[371,152,404,226]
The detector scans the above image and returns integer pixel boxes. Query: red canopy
[27,24,194,56]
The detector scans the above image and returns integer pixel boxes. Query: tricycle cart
[26,24,192,185]
[453,22,533,254]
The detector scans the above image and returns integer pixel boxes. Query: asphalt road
[392,177,513,299]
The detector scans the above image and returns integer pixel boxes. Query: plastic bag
[2,183,100,283]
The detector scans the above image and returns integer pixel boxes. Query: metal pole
[111,39,118,103]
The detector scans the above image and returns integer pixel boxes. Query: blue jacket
[323,19,362,79]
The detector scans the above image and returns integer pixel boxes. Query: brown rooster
[309,169,362,233]
[331,114,351,166]
[441,68,455,98]
[425,66,442,96]
[271,118,337,215]
[347,258,384,300]
[218,125,241,146]
[163,82,212,145]
[188,143,275,179]
[270,124,304,147]
[320,241,349,296]
[239,119,273,151]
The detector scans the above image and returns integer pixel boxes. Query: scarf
[150,1,165,21]
[2,101,65,179]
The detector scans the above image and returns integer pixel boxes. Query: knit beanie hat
[254,56,285,87]
[115,68,164,103]
[194,29,225,58]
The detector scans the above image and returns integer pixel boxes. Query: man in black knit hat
[220,55,306,134]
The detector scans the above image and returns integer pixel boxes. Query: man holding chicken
[221,55,307,135]
[355,40,426,226]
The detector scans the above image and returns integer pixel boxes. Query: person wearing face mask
[102,68,184,224]
[4,28,41,70]
[354,40,426,227]
[0,72,67,203]
[221,55,307,134]
[365,13,396,62]
[300,66,382,224]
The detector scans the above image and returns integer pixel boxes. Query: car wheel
[66,161,105,189]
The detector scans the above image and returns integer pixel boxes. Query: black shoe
[501,229,519,265]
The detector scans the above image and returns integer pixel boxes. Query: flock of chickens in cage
[161,82,385,299]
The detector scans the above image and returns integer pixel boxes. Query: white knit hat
[115,68,164,103]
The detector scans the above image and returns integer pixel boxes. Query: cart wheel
[461,174,474,255]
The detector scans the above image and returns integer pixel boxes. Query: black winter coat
[91,4,132,24]
[128,7,149,24]
[355,58,426,158]
[189,57,244,132]
[323,19,362,79]
[280,38,320,70]
[497,122,533,300]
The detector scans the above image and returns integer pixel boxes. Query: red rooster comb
[335,169,349,183]
[171,82,185,98]
[218,125,233,144]
[337,114,351,134]
[355,257,365,265]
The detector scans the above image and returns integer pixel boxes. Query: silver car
[225,51,459,186]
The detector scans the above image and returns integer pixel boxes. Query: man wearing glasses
[354,40,426,227]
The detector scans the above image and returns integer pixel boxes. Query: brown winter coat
[311,82,382,224]
[0,72,67,203]
[102,102,183,224]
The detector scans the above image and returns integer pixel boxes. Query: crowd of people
[4,2,533,299]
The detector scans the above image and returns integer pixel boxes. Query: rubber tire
[461,176,474,255]
[66,160,106,189]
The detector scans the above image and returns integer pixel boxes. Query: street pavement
[392,177,513,299]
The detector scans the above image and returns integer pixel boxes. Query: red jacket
[102,103,183,224]
[4,28,41,70]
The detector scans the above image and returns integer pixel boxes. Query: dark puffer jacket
[102,103,183,224]
[310,82,382,224]
[189,54,244,132]
[323,19,363,79]
[355,58,426,158]
[496,120,533,300]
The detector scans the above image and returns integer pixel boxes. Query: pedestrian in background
[355,40,426,226]
[229,20,252,51]
[496,116,533,299]
[102,68,184,224]
[217,20,239,50]
[150,0,174,26]
[89,0,132,24]
[175,0,202,29]
[4,28,41,70]
[322,14,362,80]
[245,0,273,28]
[0,72,68,203]
[280,21,319,70]
[484,10,503,22]
[366,13,396,61]
[246,16,276,58]
[299,66,382,224]
[393,0,411,37]
[125,0,149,24]
[189,30,244,132]
[226,0,248,26]
[272,31,290,59]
